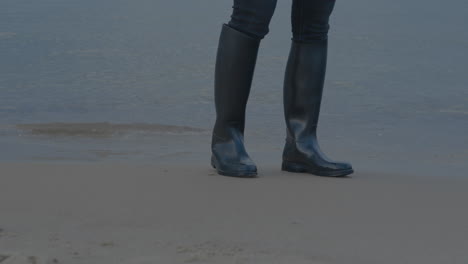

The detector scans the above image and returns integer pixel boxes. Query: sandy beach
[1,0,468,263]
[1,162,468,264]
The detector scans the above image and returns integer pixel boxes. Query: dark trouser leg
[291,0,336,42]
[282,0,354,177]
[211,1,276,177]
[228,0,278,39]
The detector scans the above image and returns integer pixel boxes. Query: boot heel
[282,161,307,173]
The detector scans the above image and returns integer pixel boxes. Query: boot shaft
[283,40,328,141]
[213,24,261,141]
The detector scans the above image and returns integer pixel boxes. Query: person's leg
[291,0,335,42]
[282,0,353,177]
[228,0,278,39]
[211,0,277,177]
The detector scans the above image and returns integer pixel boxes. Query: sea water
[1,0,467,176]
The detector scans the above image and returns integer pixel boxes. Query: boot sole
[282,161,353,177]
[211,157,258,178]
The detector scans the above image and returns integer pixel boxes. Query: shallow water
[1,0,467,176]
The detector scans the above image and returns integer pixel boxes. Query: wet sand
[1,162,468,264]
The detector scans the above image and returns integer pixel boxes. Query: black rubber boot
[282,40,353,177]
[211,24,260,178]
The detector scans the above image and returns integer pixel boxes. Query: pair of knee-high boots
[211,24,353,178]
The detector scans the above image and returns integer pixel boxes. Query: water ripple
[15,122,207,138]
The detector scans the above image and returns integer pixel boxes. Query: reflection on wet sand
[16,122,207,138]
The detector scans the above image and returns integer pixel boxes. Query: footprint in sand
[0,255,10,263]
[0,255,47,264]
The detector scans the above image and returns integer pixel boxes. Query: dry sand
[1,162,467,264]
